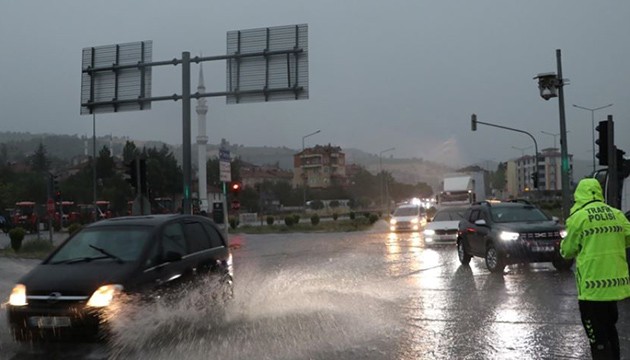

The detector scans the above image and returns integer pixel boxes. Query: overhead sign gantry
[80,24,309,214]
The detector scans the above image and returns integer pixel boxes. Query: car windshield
[47,226,152,264]
[393,207,419,217]
[490,206,550,223]
[432,208,467,222]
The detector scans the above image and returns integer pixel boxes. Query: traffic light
[125,160,138,192]
[230,182,242,195]
[596,120,609,166]
[471,114,477,131]
[531,172,539,189]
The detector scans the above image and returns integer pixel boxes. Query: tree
[122,141,140,164]
[29,142,50,173]
[96,146,115,179]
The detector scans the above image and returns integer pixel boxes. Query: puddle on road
[104,260,408,359]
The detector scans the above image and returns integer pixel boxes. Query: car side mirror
[552,216,560,223]
[164,251,182,263]
[474,219,487,226]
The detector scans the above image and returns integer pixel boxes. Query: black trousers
[579,300,620,360]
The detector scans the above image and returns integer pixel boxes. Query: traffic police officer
[561,178,630,359]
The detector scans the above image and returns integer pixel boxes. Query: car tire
[552,256,573,271]
[485,243,505,273]
[457,240,471,265]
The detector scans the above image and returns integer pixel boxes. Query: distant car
[423,206,468,244]
[7,214,233,342]
[389,204,426,232]
[457,200,572,273]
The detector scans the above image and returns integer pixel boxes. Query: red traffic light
[231,182,241,192]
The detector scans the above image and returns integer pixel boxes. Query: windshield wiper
[89,244,124,263]
[50,255,115,265]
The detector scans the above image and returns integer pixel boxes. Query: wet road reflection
[0,225,611,359]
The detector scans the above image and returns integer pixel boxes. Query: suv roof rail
[473,200,494,207]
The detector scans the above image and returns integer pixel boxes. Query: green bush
[329,200,340,208]
[368,214,379,224]
[9,227,26,252]
[266,216,275,226]
[229,217,239,230]
[68,223,82,236]
[332,212,338,221]
[310,214,320,225]
[293,214,301,224]
[364,212,371,219]
[349,211,356,220]
[284,216,295,226]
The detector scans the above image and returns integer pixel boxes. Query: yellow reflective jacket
[560,178,630,300]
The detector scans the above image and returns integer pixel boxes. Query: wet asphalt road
[1,222,629,359]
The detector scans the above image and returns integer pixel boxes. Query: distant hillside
[0,132,455,192]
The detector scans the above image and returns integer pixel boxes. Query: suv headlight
[560,229,568,239]
[423,229,435,236]
[87,284,123,307]
[411,218,419,224]
[9,284,27,306]
[390,219,397,225]
[499,231,520,241]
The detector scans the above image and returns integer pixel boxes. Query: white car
[423,206,468,244]
[390,204,426,232]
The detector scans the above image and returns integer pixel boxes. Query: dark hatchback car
[457,201,573,273]
[7,214,233,342]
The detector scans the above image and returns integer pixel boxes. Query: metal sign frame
[81,41,153,114]
[80,24,309,214]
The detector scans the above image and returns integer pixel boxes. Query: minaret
[196,63,209,212]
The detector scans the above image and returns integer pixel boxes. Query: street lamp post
[572,103,613,173]
[512,145,532,157]
[379,147,395,213]
[540,130,569,149]
[301,130,321,208]
[534,49,571,221]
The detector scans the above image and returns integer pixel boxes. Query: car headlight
[499,231,520,241]
[9,284,27,306]
[411,218,419,224]
[423,229,435,236]
[560,229,568,239]
[390,219,397,225]
[87,284,123,307]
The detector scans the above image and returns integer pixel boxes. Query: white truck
[437,172,486,206]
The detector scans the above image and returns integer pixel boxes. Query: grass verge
[229,218,375,234]
[0,238,56,259]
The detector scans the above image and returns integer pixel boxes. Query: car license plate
[532,246,554,252]
[29,316,71,328]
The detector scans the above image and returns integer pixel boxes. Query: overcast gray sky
[1,1,628,167]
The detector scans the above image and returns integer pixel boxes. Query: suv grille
[519,231,561,241]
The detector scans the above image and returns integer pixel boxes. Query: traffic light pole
[471,115,539,190]
[606,116,619,208]
[222,182,229,235]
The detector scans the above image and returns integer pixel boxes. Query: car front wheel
[457,240,471,265]
[485,243,505,273]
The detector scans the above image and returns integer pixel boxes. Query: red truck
[12,202,39,233]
